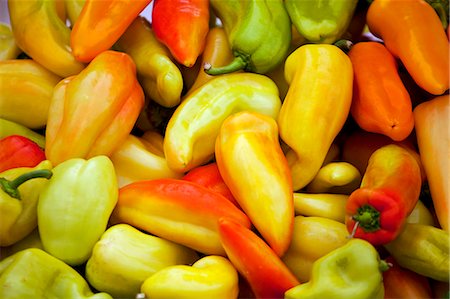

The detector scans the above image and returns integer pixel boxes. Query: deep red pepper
[0,135,46,173]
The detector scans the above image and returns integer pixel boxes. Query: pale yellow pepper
[305,161,361,194]
[293,193,348,223]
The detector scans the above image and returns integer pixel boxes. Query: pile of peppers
[0,0,449,298]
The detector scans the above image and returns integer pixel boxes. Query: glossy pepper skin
[414,95,449,231]
[116,16,184,108]
[0,59,61,129]
[152,0,209,67]
[45,50,145,166]
[0,118,45,149]
[0,23,21,60]
[0,161,52,246]
[111,178,251,255]
[70,0,152,62]
[384,223,449,282]
[278,44,353,191]
[86,224,199,298]
[164,73,281,173]
[215,111,294,257]
[0,248,112,299]
[349,41,414,141]
[8,0,85,77]
[38,156,118,266]
[345,144,422,245]
[205,0,291,75]
[367,0,449,95]
[0,135,45,173]
[305,162,361,195]
[285,238,386,299]
[285,0,358,44]
[293,193,348,223]
[218,218,300,299]
[141,255,239,299]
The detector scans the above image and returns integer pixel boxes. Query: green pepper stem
[379,260,391,272]
[0,169,53,199]
[334,39,354,54]
[352,204,381,232]
[204,55,247,75]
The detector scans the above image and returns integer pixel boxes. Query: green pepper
[37,156,118,266]
[204,0,291,75]
[384,223,449,282]
[285,238,387,299]
[0,248,112,299]
[284,0,358,44]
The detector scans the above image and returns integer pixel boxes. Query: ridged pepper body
[0,135,45,173]
[0,23,21,60]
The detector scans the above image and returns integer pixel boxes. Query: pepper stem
[352,204,381,232]
[0,169,53,200]
[379,260,391,272]
[204,55,247,75]
[334,39,354,54]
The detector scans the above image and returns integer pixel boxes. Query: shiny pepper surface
[0,135,45,173]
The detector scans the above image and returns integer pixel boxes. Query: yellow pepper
[85,224,199,298]
[282,216,349,282]
[278,44,353,191]
[293,193,348,223]
[406,199,436,226]
[0,59,61,129]
[65,0,86,25]
[0,118,45,148]
[140,255,239,299]
[164,73,281,173]
[0,23,21,60]
[0,228,42,261]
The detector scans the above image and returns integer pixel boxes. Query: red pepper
[152,0,209,67]
[345,144,422,245]
[182,162,240,208]
[218,217,300,299]
[0,135,46,173]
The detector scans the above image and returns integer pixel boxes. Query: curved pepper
[285,238,386,299]
[345,144,422,245]
[205,0,291,75]
[86,224,199,298]
[278,44,353,191]
[0,135,45,173]
[367,0,449,95]
[116,16,184,108]
[215,111,294,256]
[164,73,281,173]
[65,0,85,25]
[141,255,239,299]
[0,23,21,60]
[349,41,414,141]
[0,59,61,129]
[305,162,361,195]
[414,95,449,231]
[0,248,112,299]
[406,199,436,226]
[8,0,85,77]
[0,228,42,261]
[293,193,348,223]
[38,156,118,266]
[218,217,300,299]
[70,0,152,62]
[110,178,251,255]
[0,160,52,246]
[285,0,358,44]
[282,216,349,283]
[45,50,145,166]
[152,0,209,67]
[0,119,45,149]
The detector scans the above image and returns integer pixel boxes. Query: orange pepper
[367,0,449,95]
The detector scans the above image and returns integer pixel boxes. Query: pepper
[282,216,349,283]
[45,50,145,166]
[284,0,358,44]
[110,178,251,255]
[204,0,291,75]
[0,228,42,261]
[37,156,118,266]
[65,0,85,25]
[285,238,386,299]
[110,134,182,188]
[414,95,449,231]
[85,224,199,298]
[0,59,61,129]
[163,73,281,173]
[384,223,449,282]
[215,111,294,257]
[70,0,152,62]
[152,0,209,67]
[0,248,112,299]
[218,217,300,299]
[305,162,361,195]
[0,160,52,246]
[140,255,239,299]
[116,16,184,108]
[406,199,436,226]
[140,129,165,156]
[8,0,86,77]
[0,23,21,60]
[345,144,422,245]
[0,118,45,149]
[293,193,348,223]
[367,0,449,95]
[0,135,45,173]
[277,44,353,191]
